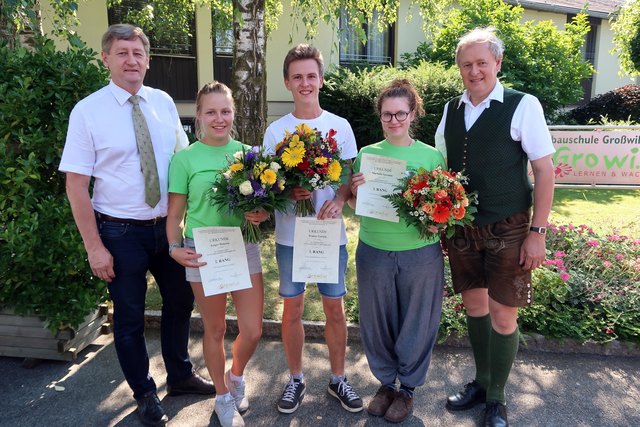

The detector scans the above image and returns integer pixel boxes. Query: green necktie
[129,95,161,208]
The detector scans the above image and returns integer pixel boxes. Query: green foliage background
[400,0,593,117]
[0,39,109,330]
[320,62,463,149]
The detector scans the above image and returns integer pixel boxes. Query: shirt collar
[108,80,149,106]
[456,80,504,109]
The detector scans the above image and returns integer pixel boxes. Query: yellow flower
[229,163,244,172]
[314,156,328,165]
[289,134,303,149]
[281,146,305,168]
[260,169,277,185]
[296,123,314,136]
[278,179,285,191]
[253,162,267,177]
[327,159,342,181]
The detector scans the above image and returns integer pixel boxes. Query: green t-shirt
[168,140,248,238]
[354,140,446,251]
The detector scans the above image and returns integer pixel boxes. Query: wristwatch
[529,226,547,235]
[168,242,182,254]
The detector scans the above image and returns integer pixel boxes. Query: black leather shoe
[484,401,509,427]
[136,391,168,426]
[166,372,215,396]
[445,380,486,411]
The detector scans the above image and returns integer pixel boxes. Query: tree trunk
[232,0,267,147]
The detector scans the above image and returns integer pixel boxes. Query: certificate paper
[192,226,251,296]
[292,218,341,284]
[355,153,407,222]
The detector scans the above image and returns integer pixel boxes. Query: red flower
[432,205,450,223]
[297,159,310,171]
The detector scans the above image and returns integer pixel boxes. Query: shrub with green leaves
[0,38,109,331]
[565,85,640,125]
[320,62,463,149]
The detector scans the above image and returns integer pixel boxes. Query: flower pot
[0,304,110,364]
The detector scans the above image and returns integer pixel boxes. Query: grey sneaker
[277,378,306,414]
[327,377,364,413]
[225,369,249,413]
[214,394,244,427]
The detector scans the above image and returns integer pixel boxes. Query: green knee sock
[487,328,519,404]
[467,314,491,389]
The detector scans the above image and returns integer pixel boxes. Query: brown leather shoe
[384,390,413,423]
[367,385,396,417]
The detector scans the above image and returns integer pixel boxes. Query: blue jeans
[98,219,194,399]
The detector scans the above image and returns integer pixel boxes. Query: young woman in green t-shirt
[349,80,446,423]
[166,82,268,427]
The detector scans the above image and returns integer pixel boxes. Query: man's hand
[519,232,546,270]
[289,186,312,201]
[87,245,115,282]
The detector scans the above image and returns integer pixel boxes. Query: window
[107,0,198,101]
[339,10,394,67]
[568,14,601,104]
[213,25,233,87]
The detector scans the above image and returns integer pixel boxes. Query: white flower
[239,181,253,195]
[269,162,281,172]
[223,171,231,179]
[233,151,244,160]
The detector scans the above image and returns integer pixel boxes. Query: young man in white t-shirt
[263,44,363,414]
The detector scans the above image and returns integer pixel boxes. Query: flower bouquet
[384,166,478,239]
[209,146,289,243]
[274,123,344,216]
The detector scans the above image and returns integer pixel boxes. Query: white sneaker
[214,393,244,427]
[225,369,249,412]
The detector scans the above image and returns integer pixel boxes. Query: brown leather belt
[95,211,166,226]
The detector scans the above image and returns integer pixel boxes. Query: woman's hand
[245,208,270,225]
[169,247,206,268]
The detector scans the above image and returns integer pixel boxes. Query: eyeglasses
[380,110,412,123]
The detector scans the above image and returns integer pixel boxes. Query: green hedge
[319,62,463,149]
[0,38,109,331]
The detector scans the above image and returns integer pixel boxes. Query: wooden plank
[59,325,105,356]
[0,335,59,350]
[58,318,106,352]
[0,345,74,361]
[0,324,55,339]
[0,313,46,327]
[55,306,108,340]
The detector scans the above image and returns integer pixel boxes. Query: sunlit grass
[146,188,640,321]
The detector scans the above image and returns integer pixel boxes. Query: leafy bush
[0,38,109,331]
[400,0,592,117]
[566,85,640,125]
[320,62,463,149]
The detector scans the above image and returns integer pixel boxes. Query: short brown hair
[282,44,324,79]
[102,24,150,55]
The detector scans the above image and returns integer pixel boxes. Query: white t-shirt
[263,110,357,246]
[434,81,554,162]
[59,81,188,219]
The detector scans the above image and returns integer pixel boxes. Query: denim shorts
[275,243,347,299]
[183,237,262,283]
[446,211,533,307]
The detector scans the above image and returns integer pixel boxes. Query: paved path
[1,331,639,426]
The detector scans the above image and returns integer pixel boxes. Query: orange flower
[432,205,450,223]
[422,203,435,215]
[452,206,466,220]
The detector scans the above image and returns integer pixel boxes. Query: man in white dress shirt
[59,24,213,426]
